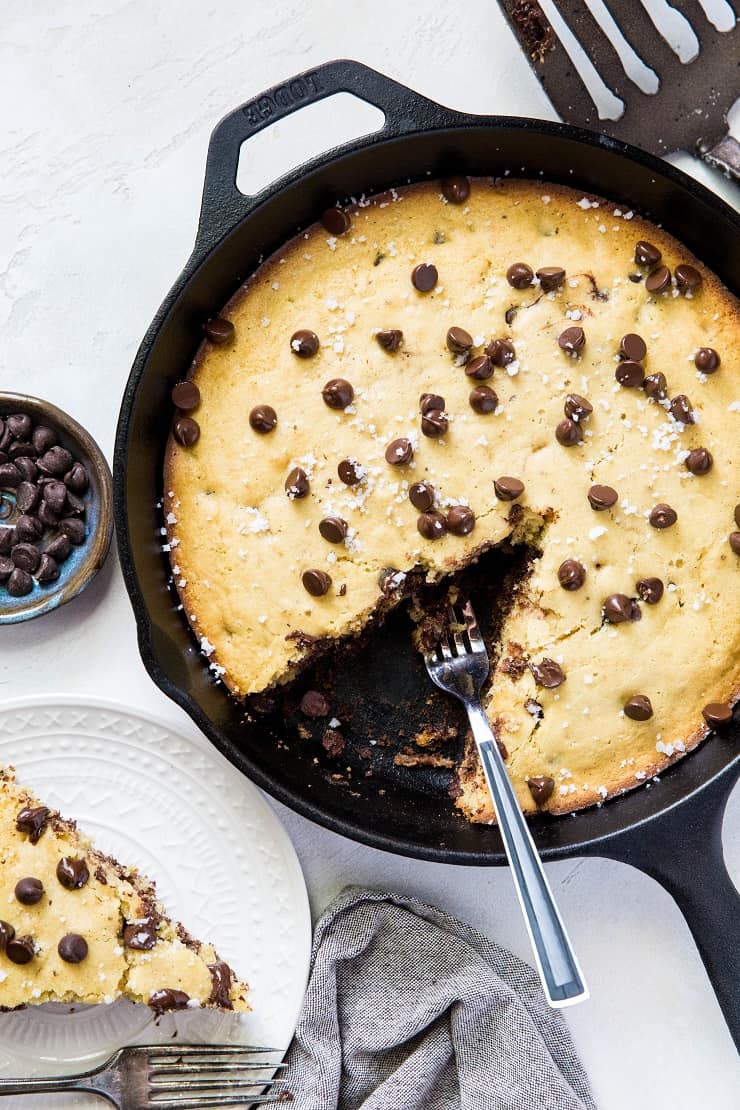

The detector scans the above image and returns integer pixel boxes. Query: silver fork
[0,1044,287,1107]
[425,600,588,1008]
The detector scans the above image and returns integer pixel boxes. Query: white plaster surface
[1,3,739,1106]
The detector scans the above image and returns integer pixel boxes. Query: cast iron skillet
[114,60,740,1045]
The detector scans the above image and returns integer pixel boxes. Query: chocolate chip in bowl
[0,393,112,624]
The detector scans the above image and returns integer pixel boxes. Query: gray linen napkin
[282,887,595,1110]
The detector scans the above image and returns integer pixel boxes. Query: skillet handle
[582,757,740,1050]
[196,59,462,254]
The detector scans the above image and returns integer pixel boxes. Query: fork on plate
[0,1043,287,1107]
[424,600,588,1008]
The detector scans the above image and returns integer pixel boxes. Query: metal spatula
[498,0,739,180]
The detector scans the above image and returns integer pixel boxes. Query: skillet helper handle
[197,59,459,252]
[697,133,740,183]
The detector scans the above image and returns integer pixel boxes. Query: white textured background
[1,2,739,1106]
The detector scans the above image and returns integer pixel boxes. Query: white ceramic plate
[0,696,311,1107]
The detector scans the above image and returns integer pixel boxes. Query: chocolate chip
[6,936,34,964]
[302,569,332,596]
[421,410,448,438]
[290,329,320,357]
[649,503,679,530]
[527,775,555,805]
[299,690,331,717]
[636,577,663,604]
[37,446,73,477]
[14,515,42,543]
[409,481,435,511]
[668,395,694,424]
[588,484,618,511]
[558,559,586,591]
[529,659,565,688]
[624,695,653,721]
[563,393,593,421]
[338,458,363,486]
[685,448,713,475]
[506,262,534,289]
[8,440,38,462]
[555,418,583,446]
[204,317,234,344]
[46,534,71,562]
[16,806,50,843]
[536,266,565,292]
[37,500,60,529]
[321,207,350,235]
[411,263,438,292]
[494,477,524,501]
[487,338,516,367]
[376,329,403,352]
[0,557,13,581]
[615,360,645,389]
[44,480,68,515]
[645,265,671,293]
[635,240,661,267]
[31,425,57,453]
[14,457,38,483]
[730,532,740,556]
[319,516,347,544]
[56,857,90,890]
[60,518,86,545]
[322,378,354,409]
[385,438,413,465]
[603,594,640,623]
[629,273,643,283]
[173,416,200,446]
[619,333,647,362]
[15,481,39,514]
[7,568,32,596]
[171,381,201,410]
[469,385,498,414]
[249,405,277,433]
[558,326,585,355]
[440,175,470,203]
[0,921,14,951]
[675,264,702,293]
[644,372,668,400]
[7,414,32,440]
[123,921,157,950]
[378,568,406,596]
[417,511,447,540]
[149,989,190,1014]
[694,347,720,373]
[702,702,733,728]
[446,326,473,354]
[208,960,233,1008]
[0,462,21,487]
[15,877,43,905]
[285,467,309,499]
[420,393,445,415]
[446,506,475,536]
[465,355,493,381]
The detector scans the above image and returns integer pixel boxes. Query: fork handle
[466,701,588,1008]
[0,1076,112,1102]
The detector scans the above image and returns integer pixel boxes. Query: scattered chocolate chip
[615,360,645,388]
[645,265,671,293]
[302,569,332,597]
[14,457,38,483]
[411,263,438,292]
[558,326,585,355]
[46,534,71,562]
[149,989,190,1014]
[7,414,32,440]
[322,378,354,409]
[171,381,200,410]
[588,484,618,511]
[730,532,740,556]
[0,462,21,487]
[0,921,14,951]
[635,240,661,267]
[43,480,68,515]
[6,936,34,964]
[465,355,493,381]
[299,690,331,717]
[338,458,363,485]
[16,806,50,843]
[37,446,73,477]
[669,394,694,424]
[694,347,720,373]
[249,405,277,433]
[619,333,647,362]
[624,695,653,721]
[469,385,498,414]
[385,438,413,465]
[636,577,664,604]
[494,476,524,501]
[628,272,643,283]
[0,527,16,555]
[558,559,586,591]
[603,594,641,623]
[15,877,43,905]
[208,960,233,1008]
[15,514,42,543]
[675,263,702,293]
[563,393,593,421]
[536,266,565,292]
[446,327,473,356]
[173,416,200,447]
[685,448,713,475]
[319,516,347,544]
[60,518,86,545]
[56,857,90,890]
[285,466,309,499]
[527,775,555,805]
[506,262,534,289]
[644,372,668,400]
[123,921,157,950]
[555,418,583,446]
[702,702,733,728]
[409,481,435,512]
[0,557,13,581]
[446,505,475,536]
[649,502,678,531]
[204,317,234,344]
[529,658,565,688]
[421,409,448,438]
[321,207,350,236]
[7,568,32,596]
[31,426,57,454]
[37,500,60,529]
[420,393,445,415]
[376,329,403,352]
[440,175,470,203]
[64,462,88,493]
[290,329,320,358]
[15,481,39,514]
[8,440,38,461]
[417,511,447,540]
[487,338,516,367]
[378,568,406,595]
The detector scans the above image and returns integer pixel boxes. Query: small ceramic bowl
[0,392,113,624]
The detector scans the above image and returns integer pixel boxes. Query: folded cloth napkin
[282,887,595,1110]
